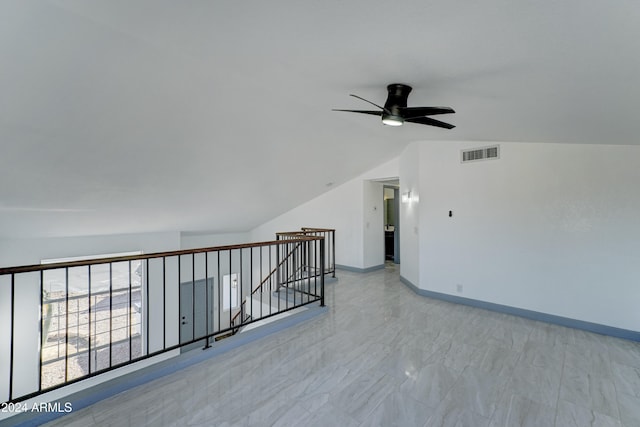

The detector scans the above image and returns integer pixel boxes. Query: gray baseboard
[336,264,385,273]
[399,275,640,342]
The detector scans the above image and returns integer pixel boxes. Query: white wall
[251,177,364,267]
[399,143,420,285]
[180,232,251,250]
[251,158,399,269]
[0,230,259,269]
[407,141,640,331]
[0,231,181,268]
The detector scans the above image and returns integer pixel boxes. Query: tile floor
[43,264,640,426]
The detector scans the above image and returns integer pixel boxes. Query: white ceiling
[1,0,640,239]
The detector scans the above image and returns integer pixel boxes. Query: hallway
[43,265,640,426]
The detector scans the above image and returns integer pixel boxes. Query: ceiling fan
[333,83,455,129]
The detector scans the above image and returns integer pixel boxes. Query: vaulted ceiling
[2,0,639,239]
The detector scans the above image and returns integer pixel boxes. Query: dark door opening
[383,186,400,264]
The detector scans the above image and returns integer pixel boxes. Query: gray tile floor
[43,264,640,426]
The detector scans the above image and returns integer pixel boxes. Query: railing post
[9,274,15,401]
[331,229,336,277]
[276,236,281,291]
[319,238,325,307]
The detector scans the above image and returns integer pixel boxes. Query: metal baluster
[269,245,282,314]
[178,256,182,346]
[276,241,280,295]
[108,264,112,369]
[307,240,312,302]
[217,252,221,335]
[314,240,319,301]
[269,245,273,316]
[65,267,69,382]
[332,230,336,277]
[249,248,253,326]
[145,258,150,356]
[9,274,15,400]
[260,246,263,319]
[38,270,43,392]
[204,252,211,349]
[88,266,92,374]
[163,257,166,350]
[320,238,325,307]
[239,248,243,328]
[128,260,132,362]
[228,250,232,332]
[192,254,195,341]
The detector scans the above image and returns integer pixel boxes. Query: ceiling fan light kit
[334,83,455,129]
[381,116,404,126]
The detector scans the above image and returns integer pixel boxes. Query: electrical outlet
[456,284,463,293]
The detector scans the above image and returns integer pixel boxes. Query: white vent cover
[461,145,500,163]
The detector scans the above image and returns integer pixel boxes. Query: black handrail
[0,238,320,275]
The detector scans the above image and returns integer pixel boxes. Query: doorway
[179,278,214,352]
[383,185,400,264]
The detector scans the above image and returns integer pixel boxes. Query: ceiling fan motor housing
[383,83,412,124]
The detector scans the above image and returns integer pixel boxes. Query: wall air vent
[461,145,500,163]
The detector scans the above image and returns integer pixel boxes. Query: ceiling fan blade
[349,94,391,114]
[332,109,383,116]
[401,106,455,119]
[405,116,455,129]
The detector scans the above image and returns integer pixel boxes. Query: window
[40,252,143,389]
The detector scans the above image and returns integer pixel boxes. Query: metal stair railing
[0,235,326,405]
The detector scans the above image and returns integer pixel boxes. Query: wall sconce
[401,191,412,203]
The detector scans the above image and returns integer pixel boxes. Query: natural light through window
[39,251,144,389]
